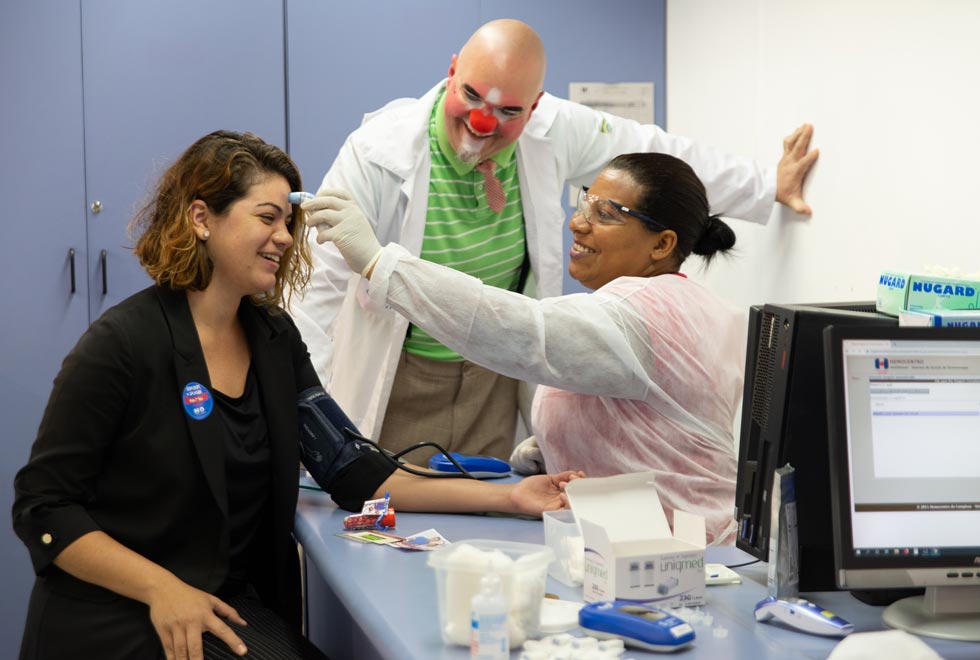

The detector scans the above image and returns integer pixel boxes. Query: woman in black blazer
[13,131,580,660]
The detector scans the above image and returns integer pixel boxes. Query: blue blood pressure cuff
[297,386,395,511]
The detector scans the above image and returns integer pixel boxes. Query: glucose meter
[578,601,695,652]
[754,596,854,637]
[427,452,511,479]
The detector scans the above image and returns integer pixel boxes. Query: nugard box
[877,270,980,316]
[565,472,706,608]
[899,309,980,328]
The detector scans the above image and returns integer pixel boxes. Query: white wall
[667,0,980,310]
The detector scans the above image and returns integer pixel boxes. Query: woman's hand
[508,470,585,517]
[147,577,248,660]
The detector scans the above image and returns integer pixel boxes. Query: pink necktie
[475,160,506,213]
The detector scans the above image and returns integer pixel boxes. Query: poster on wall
[569,82,655,125]
[567,82,655,205]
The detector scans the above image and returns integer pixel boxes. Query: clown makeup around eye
[461,84,525,120]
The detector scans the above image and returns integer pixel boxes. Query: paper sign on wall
[567,82,655,205]
[569,82,654,124]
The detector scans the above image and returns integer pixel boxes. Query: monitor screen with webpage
[823,325,980,641]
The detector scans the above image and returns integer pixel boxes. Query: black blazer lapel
[155,287,228,519]
[241,305,299,498]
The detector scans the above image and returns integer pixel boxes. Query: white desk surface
[295,488,978,659]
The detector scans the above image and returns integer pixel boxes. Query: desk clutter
[322,472,964,658]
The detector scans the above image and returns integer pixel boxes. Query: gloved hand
[509,435,545,475]
[303,188,382,277]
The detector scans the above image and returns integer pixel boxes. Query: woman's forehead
[589,169,639,204]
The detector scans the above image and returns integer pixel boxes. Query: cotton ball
[510,615,528,647]
[572,636,599,650]
[598,638,625,652]
[520,652,551,660]
[560,536,586,584]
[442,544,516,646]
[549,633,575,647]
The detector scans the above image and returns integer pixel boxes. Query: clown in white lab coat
[290,80,781,442]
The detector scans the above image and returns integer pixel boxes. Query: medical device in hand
[754,596,854,637]
[578,601,695,652]
[288,191,315,205]
[428,453,511,479]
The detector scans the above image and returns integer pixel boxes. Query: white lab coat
[363,244,746,544]
[290,80,774,439]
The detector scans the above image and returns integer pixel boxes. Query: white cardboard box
[877,270,980,316]
[899,309,980,327]
[565,472,706,607]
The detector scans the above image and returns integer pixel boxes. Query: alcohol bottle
[470,569,509,659]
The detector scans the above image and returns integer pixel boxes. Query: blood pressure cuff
[297,386,396,511]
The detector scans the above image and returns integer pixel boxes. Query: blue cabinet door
[81,0,288,319]
[0,3,89,655]
[285,0,481,189]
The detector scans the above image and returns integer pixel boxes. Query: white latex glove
[303,188,382,277]
[509,436,545,475]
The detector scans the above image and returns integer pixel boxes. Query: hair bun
[692,215,736,261]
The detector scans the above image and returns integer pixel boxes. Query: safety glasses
[574,186,670,232]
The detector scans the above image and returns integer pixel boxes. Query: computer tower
[734,302,895,591]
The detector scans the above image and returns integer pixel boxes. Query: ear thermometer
[754,596,854,637]
[288,191,315,205]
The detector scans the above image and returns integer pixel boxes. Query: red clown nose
[468,108,498,133]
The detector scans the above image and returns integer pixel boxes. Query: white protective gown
[289,81,773,440]
[362,244,747,545]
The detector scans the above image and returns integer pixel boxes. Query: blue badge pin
[182,382,213,421]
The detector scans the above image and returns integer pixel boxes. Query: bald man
[291,19,818,463]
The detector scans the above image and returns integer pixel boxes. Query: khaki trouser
[376,350,519,465]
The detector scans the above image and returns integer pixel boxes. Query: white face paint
[485,88,502,105]
[456,132,484,165]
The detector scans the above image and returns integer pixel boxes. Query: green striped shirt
[403,89,527,360]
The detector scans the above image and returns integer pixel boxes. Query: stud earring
[202,230,210,240]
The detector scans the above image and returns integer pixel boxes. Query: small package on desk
[565,472,706,608]
[343,494,395,531]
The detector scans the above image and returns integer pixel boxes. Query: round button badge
[182,382,213,421]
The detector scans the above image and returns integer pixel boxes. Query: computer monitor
[824,325,980,641]
[734,302,895,591]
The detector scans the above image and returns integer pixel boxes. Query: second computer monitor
[824,325,980,641]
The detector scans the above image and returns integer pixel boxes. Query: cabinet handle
[100,250,107,295]
[69,248,76,294]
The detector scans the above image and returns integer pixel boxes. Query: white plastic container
[543,509,584,587]
[427,539,553,648]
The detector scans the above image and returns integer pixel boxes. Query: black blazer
[12,286,382,659]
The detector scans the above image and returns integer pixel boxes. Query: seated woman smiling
[12,131,581,660]
[304,153,746,545]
